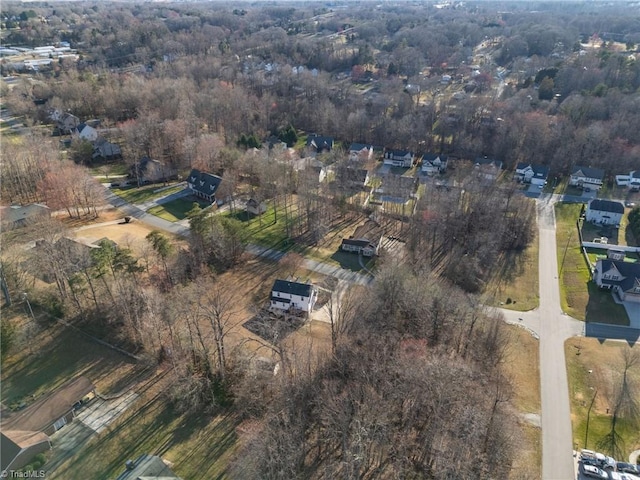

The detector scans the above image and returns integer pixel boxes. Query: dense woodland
[1,1,639,478]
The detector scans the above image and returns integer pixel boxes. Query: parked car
[617,463,639,474]
[582,464,608,479]
[602,456,617,470]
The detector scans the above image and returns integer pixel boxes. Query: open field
[72,218,186,256]
[147,197,210,222]
[555,203,628,324]
[484,228,539,311]
[565,337,640,460]
[111,183,185,205]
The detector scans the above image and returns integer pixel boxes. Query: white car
[582,464,608,479]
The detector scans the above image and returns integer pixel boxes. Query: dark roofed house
[1,376,96,436]
[422,153,448,175]
[92,138,122,160]
[515,162,549,186]
[383,149,415,167]
[306,134,334,154]
[341,220,383,257]
[594,259,640,303]
[116,454,182,480]
[270,279,318,315]
[187,169,223,204]
[570,165,605,190]
[585,199,625,225]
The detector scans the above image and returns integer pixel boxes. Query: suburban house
[116,454,182,480]
[270,279,318,315]
[615,171,640,191]
[49,110,80,134]
[187,169,223,204]
[569,166,605,190]
[341,220,383,257]
[383,149,415,167]
[585,199,625,225]
[306,134,334,154]
[0,204,50,230]
[348,143,375,162]
[130,157,177,185]
[1,431,51,474]
[246,198,267,215]
[473,157,503,181]
[92,138,122,160]
[594,259,640,303]
[421,153,448,175]
[1,377,95,472]
[336,165,370,188]
[514,162,550,186]
[74,123,99,142]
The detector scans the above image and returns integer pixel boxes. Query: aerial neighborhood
[1,1,639,479]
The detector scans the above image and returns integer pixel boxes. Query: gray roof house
[515,162,549,185]
[570,166,605,189]
[0,204,50,230]
[594,259,640,303]
[187,169,223,203]
[341,220,383,257]
[130,157,177,184]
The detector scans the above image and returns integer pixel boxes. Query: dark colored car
[617,463,639,474]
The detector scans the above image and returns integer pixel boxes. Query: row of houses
[49,110,122,161]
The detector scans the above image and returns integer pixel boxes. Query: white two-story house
[383,149,415,168]
[585,199,624,225]
[270,279,318,315]
[421,153,448,175]
[569,166,605,190]
[514,163,549,186]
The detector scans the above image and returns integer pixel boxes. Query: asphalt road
[537,197,578,480]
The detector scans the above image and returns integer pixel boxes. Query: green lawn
[221,203,295,250]
[89,163,130,177]
[555,203,629,324]
[111,184,185,205]
[148,198,210,222]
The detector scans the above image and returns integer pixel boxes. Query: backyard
[555,203,628,324]
[565,337,640,461]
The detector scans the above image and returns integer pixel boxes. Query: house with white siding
[270,279,317,315]
[383,149,415,168]
[569,166,605,190]
[585,199,624,225]
[514,163,549,186]
[594,259,640,303]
